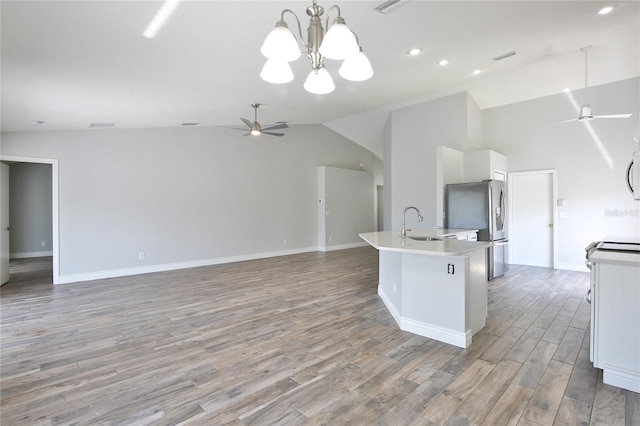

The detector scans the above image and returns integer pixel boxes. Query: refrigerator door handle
[496,190,506,232]
[627,159,634,195]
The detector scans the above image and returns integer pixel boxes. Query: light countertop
[359,231,491,257]
[589,250,640,266]
[415,228,479,238]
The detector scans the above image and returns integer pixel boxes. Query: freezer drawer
[489,240,509,280]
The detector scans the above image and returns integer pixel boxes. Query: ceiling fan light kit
[579,104,594,121]
[260,0,373,94]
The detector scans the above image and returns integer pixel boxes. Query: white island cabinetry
[360,231,489,348]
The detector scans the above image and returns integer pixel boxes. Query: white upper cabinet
[463,149,507,182]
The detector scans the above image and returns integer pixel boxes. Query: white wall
[1,124,376,282]
[383,78,638,271]
[483,77,640,270]
[317,166,374,250]
[386,92,475,231]
[382,115,393,231]
[9,163,53,257]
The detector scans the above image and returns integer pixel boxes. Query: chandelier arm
[352,31,361,47]
[324,4,341,30]
[280,9,308,50]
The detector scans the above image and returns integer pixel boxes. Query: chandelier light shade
[260,21,301,62]
[259,0,373,94]
[304,67,336,95]
[318,17,359,60]
[338,47,374,81]
[260,59,295,84]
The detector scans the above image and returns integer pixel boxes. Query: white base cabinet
[589,251,640,393]
[377,248,487,349]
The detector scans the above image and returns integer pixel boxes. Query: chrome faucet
[401,206,423,239]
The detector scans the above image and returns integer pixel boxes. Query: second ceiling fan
[235,103,288,137]
[561,46,632,123]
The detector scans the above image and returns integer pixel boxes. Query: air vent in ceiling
[374,0,405,14]
[89,123,115,128]
[492,51,517,61]
[181,122,199,126]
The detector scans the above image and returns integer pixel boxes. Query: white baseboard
[378,285,471,349]
[378,286,401,326]
[603,365,640,393]
[11,251,53,259]
[57,246,318,285]
[318,242,368,252]
[401,318,471,349]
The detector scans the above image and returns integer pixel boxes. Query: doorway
[0,155,59,285]
[508,170,557,268]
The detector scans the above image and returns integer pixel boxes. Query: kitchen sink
[407,236,441,241]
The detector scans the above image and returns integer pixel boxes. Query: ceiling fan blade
[593,114,633,119]
[261,123,289,131]
[240,117,252,128]
[558,118,579,124]
[262,131,285,137]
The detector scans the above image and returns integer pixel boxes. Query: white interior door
[1,163,10,285]
[509,170,556,268]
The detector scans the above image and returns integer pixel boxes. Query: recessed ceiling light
[437,59,449,66]
[471,69,482,75]
[597,6,615,15]
[407,48,422,56]
[28,120,44,126]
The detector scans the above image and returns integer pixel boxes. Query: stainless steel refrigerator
[445,180,508,280]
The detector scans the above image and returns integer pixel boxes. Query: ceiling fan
[234,103,288,137]
[561,46,632,123]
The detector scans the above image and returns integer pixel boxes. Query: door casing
[0,155,60,284]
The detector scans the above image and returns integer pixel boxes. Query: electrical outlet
[138,252,145,260]
[283,239,287,246]
[41,241,46,247]
[447,264,455,274]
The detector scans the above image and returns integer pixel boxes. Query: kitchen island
[360,230,490,348]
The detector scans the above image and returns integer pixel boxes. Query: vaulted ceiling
[2,1,639,151]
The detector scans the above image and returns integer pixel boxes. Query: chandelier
[259,0,373,95]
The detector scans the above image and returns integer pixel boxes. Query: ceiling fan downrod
[250,103,262,135]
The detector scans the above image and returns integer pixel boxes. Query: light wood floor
[1,248,638,425]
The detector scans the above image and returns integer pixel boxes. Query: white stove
[585,236,640,393]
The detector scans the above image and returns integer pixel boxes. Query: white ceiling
[2,0,639,146]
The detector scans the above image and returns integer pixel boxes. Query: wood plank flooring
[1,248,639,425]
